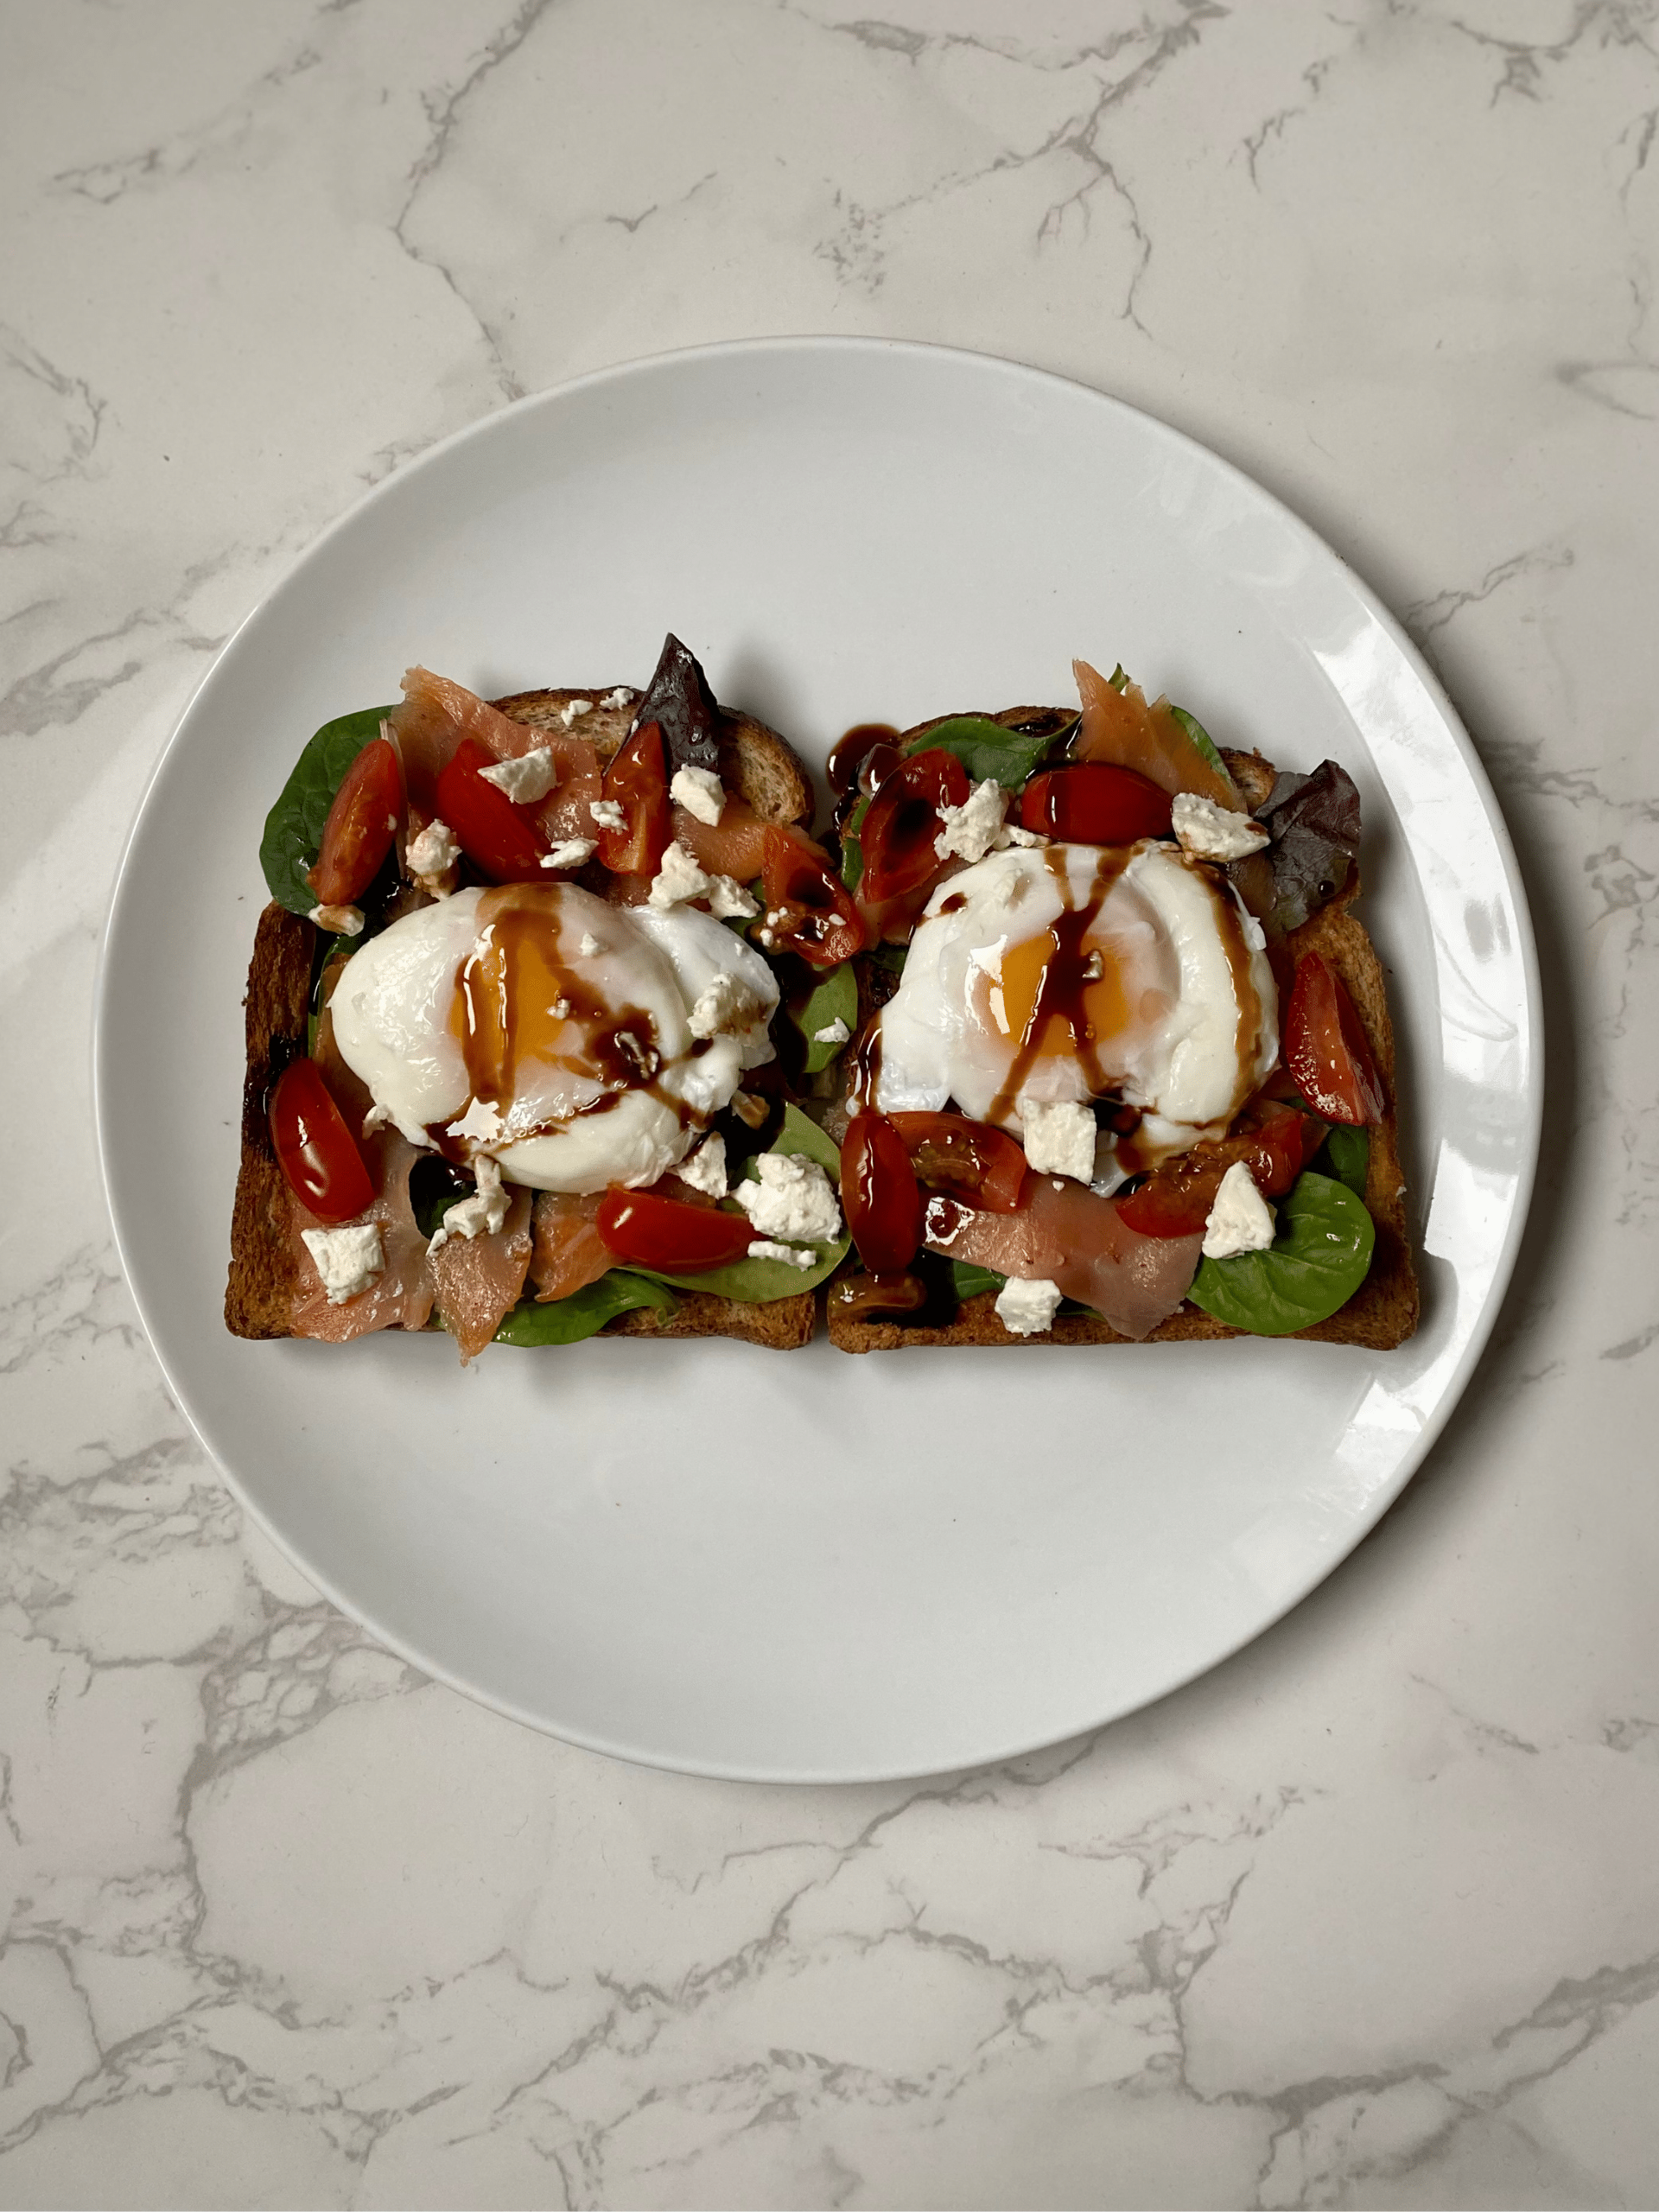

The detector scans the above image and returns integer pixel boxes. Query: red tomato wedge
[269,1057,377,1224]
[1116,1109,1324,1238]
[596,721,673,878]
[761,828,868,968]
[1019,764,1173,845]
[594,1186,755,1272]
[308,734,401,905]
[859,751,969,901]
[887,1111,1027,1212]
[1072,659,1243,810]
[434,737,548,881]
[1286,952,1384,1125]
[842,1112,923,1273]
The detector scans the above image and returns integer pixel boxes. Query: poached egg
[874,841,1277,1171]
[330,881,778,1192]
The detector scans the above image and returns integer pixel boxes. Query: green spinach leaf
[1320,1123,1370,1199]
[1187,1170,1374,1336]
[903,715,1070,791]
[1166,704,1236,788]
[260,705,393,917]
[839,794,870,892]
[493,1272,677,1345]
[791,963,857,1073]
[634,1103,850,1300]
[950,1261,1006,1301]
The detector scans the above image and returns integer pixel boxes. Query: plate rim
[92,334,1543,1783]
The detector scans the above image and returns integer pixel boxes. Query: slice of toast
[226,690,819,1349]
[827,724,1419,1354]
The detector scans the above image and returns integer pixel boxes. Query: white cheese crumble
[578,931,601,957]
[674,1132,728,1198]
[935,777,1008,865]
[447,1097,505,1145]
[812,1016,851,1046]
[1201,1160,1277,1259]
[732,1152,842,1244]
[995,1275,1063,1338]
[1018,1096,1097,1183]
[406,817,461,881]
[539,837,597,870]
[589,798,627,832]
[599,687,634,711]
[647,841,712,909]
[479,747,556,804]
[301,1221,385,1304]
[427,1154,510,1255]
[995,823,1047,849]
[1172,790,1270,863]
[688,969,765,1040]
[560,698,594,727]
[308,903,364,937]
[670,764,725,823]
[707,874,760,920]
[747,1240,817,1270]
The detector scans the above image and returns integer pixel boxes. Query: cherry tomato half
[859,750,970,902]
[308,735,402,905]
[1019,764,1173,845]
[434,737,549,881]
[1286,952,1384,1125]
[1116,1108,1324,1237]
[595,720,673,879]
[269,1057,377,1224]
[761,828,868,968]
[842,1110,923,1273]
[594,1186,756,1272]
[887,1110,1028,1213]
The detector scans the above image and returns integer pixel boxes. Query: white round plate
[96,340,1539,1783]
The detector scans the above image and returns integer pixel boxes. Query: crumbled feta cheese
[1019,1096,1097,1182]
[406,817,461,887]
[1243,912,1268,953]
[301,1222,385,1304]
[747,1240,817,1270]
[447,1097,505,1145]
[688,969,765,1040]
[427,1154,510,1255]
[935,777,1007,865]
[589,798,627,832]
[705,874,759,920]
[670,764,725,824]
[1171,791,1270,863]
[539,837,597,870]
[560,698,594,727]
[578,931,601,957]
[995,1275,1063,1337]
[647,841,712,909]
[732,1152,842,1244]
[308,903,364,937]
[812,1017,851,1046]
[479,747,556,804]
[674,1131,728,1198]
[362,1098,430,1148]
[1201,1160,1277,1259]
[995,823,1047,849]
[732,1090,767,1128]
[600,687,634,711]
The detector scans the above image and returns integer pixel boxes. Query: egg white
[874,841,1277,1164]
[329,883,778,1192]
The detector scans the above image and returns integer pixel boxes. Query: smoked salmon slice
[429,1186,535,1362]
[393,667,603,846]
[1073,659,1243,811]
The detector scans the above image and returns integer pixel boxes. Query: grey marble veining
[3,1,1659,2204]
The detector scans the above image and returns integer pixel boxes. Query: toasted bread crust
[828,716,1418,1356]
[226,684,820,1349]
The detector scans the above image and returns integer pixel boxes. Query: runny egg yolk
[451,893,660,1120]
[973,910,1179,1118]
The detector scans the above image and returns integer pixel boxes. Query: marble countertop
[4,3,1658,2205]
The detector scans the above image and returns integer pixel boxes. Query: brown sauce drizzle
[985,846,1131,1128]
[833,1270,928,1322]
[828,721,900,795]
[427,882,695,1160]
